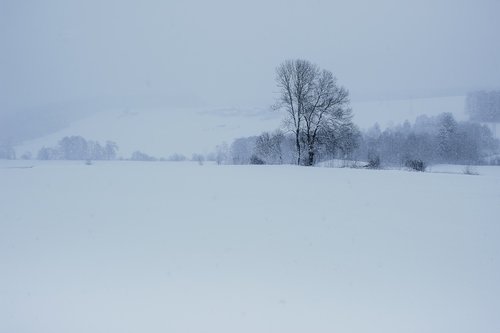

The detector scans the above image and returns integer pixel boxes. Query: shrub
[250,155,265,165]
[463,165,479,175]
[366,154,380,169]
[405,159,426,172]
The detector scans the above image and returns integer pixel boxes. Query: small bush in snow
[250,155,265,165]
[366,154,381,169]
[463,165,479,175]
[405,159,426,172]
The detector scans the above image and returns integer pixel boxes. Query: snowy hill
[352,95,467,128]
[15,96,467,158]
[16,107,282,158]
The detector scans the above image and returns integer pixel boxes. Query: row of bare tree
[274,59,356,166]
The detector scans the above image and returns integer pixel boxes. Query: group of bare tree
[0,141,16,159]
[358,113,499,166]
[223,60,359,166]
[38,136,119,161]
[224,60,499,168]
[274,59,357,166]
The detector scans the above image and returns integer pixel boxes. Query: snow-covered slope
[1,160,499,333]
[15,96,467,158]
[352,95,466,129]
[16,107,282,158]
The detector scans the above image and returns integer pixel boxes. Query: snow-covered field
[1,160,499,333]
[15,96,467,158]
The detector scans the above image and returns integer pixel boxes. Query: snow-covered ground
[1,160,499,333]
[15,96,467,158]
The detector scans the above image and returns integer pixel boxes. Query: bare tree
[275,60,317,165]
[230,136,257,164]
[274,59,352,165]
[215,142,229,165]
[0,140,16,160]
[254,130,285,164]
[104,141,119,160]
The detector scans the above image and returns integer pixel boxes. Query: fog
[2,0,499,114]
[2,3,500,331]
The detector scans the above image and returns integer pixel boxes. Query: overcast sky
[1,0,500,113]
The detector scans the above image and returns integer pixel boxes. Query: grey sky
[1,0,499,113]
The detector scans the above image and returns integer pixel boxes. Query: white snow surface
[15,96,467,158]
[1,160,499,333]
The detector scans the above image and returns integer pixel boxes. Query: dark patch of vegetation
[405,159,426,172]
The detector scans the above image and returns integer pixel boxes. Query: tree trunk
[306,135,314,166]
[307,150,314,166]
[295,132,301,165]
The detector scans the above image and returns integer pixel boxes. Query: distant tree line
[357,113,499,166]
[211,74,500,168]
[35,136,210,162]
[129,151,193,162]
[130,150,156,161]
[37,136,119,160]
[27,135,213,163]
[224,112,499,167]
[226,126,360,166]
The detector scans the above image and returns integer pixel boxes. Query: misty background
[2,3,500,332]
[1,0,500,145]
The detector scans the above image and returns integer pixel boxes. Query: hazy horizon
[2,0,500,114]
[2,0,500,146]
